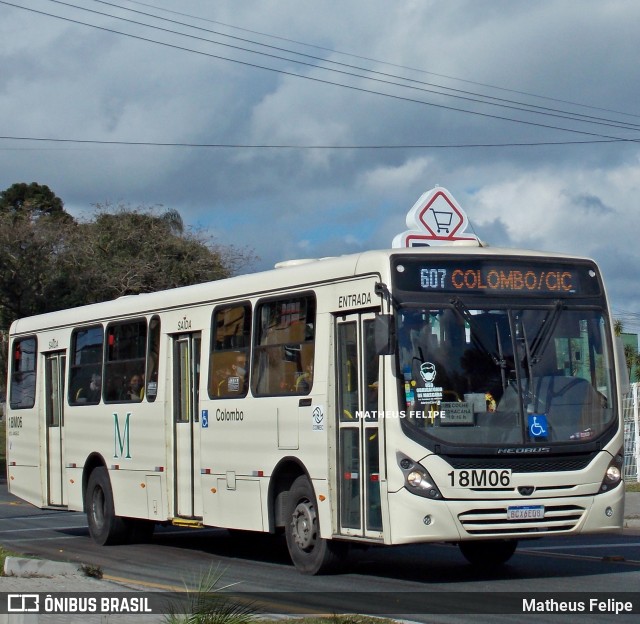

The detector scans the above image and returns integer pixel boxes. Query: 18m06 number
[448,469,511,488]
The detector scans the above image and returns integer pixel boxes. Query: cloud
[2,0,640,329]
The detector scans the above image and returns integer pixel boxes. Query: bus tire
[284,475,346,575]
[86,467,130,545]
[459,539,518,567]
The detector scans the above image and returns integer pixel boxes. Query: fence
[623,382,640,482]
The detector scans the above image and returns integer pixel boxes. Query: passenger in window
[217,353,246,395]
[76,373,101,403]
[295,361,313,393]
[127,374,144,401]
[88,374,102,402]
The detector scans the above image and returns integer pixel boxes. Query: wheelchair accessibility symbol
[528,414,548,438]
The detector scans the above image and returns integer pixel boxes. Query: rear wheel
[459,539,518,567]
[86,467,130,545]
[284,475,347,574]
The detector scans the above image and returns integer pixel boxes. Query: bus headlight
[599,449,623,493]
[398,454,442,499]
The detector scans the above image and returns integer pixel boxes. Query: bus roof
[9,245,594,335]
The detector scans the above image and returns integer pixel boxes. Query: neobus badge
[392,186,480,247]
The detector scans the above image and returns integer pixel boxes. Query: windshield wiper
[450,297,507,370]
[526,300,564,365]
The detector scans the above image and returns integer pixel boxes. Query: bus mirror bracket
[374,281,395,356]
[374,314,395,356]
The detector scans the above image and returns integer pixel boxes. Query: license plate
[447,468,511,489]
[507,505,545,520]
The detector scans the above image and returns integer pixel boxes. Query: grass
[163,567,401,624]
[163,565,257,624]
[626,481,640,492]
[262,619,399,624]
[0,545,13,574]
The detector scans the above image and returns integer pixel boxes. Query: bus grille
[445,453,597,473]
[458,504,585,535]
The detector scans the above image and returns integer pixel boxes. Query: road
[1,481,639,623]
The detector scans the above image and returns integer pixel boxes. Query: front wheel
[459,539,518,567]
[86,467,130,545]
[284,475,347,574]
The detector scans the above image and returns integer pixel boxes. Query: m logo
[113,412,132,459]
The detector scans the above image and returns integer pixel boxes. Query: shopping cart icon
[432,210,453,234]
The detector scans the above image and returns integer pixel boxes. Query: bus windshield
[397,304,615,447]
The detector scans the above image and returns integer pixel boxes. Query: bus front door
[172,333,202,519]
[44,352,67,506]
[336,313,383,539]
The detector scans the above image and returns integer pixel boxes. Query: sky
[2,0,640,332]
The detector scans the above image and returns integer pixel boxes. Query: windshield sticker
[440,402,474,425]
[570,427,594,440]
[415,362,444,405]
[528,414,549,439]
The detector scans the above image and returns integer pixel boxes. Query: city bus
[5,244,627,574]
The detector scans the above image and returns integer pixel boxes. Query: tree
[70,204,255,302]
[0,182,68,221]
[0,193,255,326]
[614,319,624,337]
[0,193,78,327]
[0,187,256,394]
[614,319,640,382]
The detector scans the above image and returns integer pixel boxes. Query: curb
[3,556,85,578]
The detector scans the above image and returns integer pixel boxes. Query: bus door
[335,313,383,538]
[44,351,67,506]
[172,333,202,518]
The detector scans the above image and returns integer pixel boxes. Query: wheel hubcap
[291,500,316,550]
[92,488,105,528]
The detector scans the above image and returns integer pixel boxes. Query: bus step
[171,518,204,528]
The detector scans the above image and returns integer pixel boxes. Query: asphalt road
[1,481,639,623]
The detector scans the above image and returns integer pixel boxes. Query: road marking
[3,535,84,543]
[520,548,640,566]
[524,542,640,551]
[103,574,184,592]
[0,513,85,521]
[0,525,87,534]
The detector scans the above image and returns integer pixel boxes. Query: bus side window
[104,320,147,403]
[146,316,161,402]
[252,294,316,396]
[209,303,251,399]
[9,336,37,409]
[69,326,104,405]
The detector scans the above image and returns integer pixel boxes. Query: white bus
[5,245,627,574]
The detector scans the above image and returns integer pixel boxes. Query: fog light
[423,515,432,525]
[605,506,614,518]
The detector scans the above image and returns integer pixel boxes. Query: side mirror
[374,314,395,356]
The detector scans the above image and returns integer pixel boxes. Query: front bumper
[386,484,624,544]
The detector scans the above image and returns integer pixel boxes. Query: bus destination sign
[393,258,602,297]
